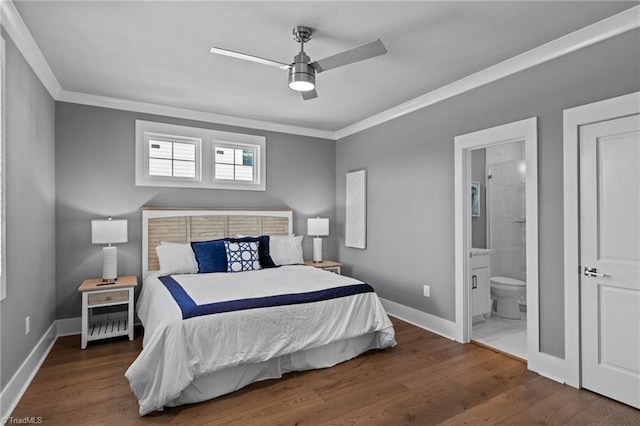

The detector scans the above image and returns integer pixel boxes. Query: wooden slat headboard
[142,208,293,278]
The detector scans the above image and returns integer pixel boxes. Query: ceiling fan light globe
[289,80,315,92]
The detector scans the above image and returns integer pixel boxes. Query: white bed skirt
[166,331,386,408]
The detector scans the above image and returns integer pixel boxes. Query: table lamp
[307,217,329,263]
[91,218,127,282]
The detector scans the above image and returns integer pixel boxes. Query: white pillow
[269,235,303,265]
[156,242,198,274]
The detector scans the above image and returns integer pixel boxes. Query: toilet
[490,276,526,319]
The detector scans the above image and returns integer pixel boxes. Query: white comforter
[126,265,396,415]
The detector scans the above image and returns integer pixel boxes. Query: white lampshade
[92,219,128,245]
[307,217,329,237]
[92,218,127,281]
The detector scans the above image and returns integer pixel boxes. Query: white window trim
[135,120,266,191]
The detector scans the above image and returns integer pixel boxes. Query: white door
[580,114,640,409]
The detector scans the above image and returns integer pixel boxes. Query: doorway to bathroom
[470,141,527,359]
[454,117,539,367]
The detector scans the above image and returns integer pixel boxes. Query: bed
[125,208,396,416]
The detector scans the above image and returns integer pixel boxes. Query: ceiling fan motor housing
[288,51,316,91]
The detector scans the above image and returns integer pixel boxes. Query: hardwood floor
[10,317,639,425]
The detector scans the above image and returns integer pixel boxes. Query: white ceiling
[12,1,639,134]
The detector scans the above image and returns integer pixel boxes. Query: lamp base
[102,246,118,281]
[312,237,323,263]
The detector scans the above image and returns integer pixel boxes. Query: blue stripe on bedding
[159,275,375,320]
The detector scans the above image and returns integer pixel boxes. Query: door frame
[562,91,640,388]
[454,117,539,364]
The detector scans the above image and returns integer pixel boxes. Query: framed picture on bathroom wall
[471,181,480,217]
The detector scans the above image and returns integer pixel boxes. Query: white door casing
[454,117,539,364]
[579,115,640,409]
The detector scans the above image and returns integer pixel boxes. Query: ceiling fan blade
[311,39,386,73]
[301,89,318,100]
[210,47,290,70]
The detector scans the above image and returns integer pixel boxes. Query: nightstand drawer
[88,290,129,306]
[303,260,342,275]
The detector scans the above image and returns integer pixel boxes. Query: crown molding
[3,1,638,141]
[1,0,62,99]
[1,1,333,140]
[334,5,640,140]
[57,90,335,139]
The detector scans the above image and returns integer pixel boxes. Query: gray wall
[55,103,336,319]
[336,30,640,357]
[0,34,56,388]
[471,149,486,249]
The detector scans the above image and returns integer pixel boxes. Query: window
[210,138,264,191]
[212,141,263,188]
[135,120,266,191]
[214,146,254,181]
[147,137,198,179]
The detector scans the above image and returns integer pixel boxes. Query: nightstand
[78,275,137,349]
[304,260,342,274]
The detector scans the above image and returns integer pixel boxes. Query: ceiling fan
[210,26,387,100]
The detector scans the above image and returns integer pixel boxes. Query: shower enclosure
[486,141,527,303]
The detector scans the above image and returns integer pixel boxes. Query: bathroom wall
[486,141,526,283]
[471,149,487,249]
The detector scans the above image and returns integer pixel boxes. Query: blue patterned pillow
[228,236,276,269]
[224,241,262,273]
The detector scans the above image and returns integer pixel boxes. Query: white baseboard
[0,322,57,421]
[380,297,458,341]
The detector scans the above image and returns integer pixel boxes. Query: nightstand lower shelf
[86,314,129,342]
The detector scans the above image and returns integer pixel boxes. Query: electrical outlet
[25,316,30,335]
[423,285,430,298]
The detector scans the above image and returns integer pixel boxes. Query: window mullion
[171,142,175,177]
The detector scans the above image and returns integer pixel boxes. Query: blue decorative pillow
[228,236,276,269]
[191,239,228,273]
[224,241,262,273]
